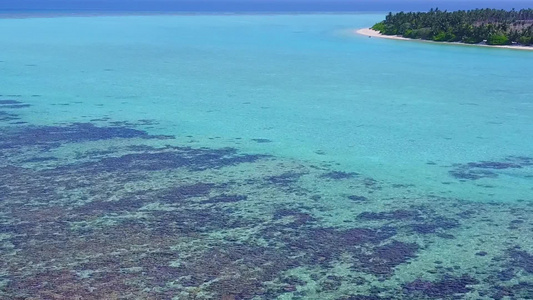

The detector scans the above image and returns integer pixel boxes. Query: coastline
[356,28,533,51]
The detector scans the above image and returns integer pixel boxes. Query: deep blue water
[1,0,532,13]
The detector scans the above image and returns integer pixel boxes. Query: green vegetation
[371,8,533,46]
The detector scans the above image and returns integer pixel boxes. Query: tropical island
[368,8,533,47]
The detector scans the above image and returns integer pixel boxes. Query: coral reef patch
[449,156,533,180]
[1,109,532,299]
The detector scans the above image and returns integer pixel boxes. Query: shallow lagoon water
[0,14,532,299]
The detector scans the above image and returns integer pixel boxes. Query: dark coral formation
[108,119,160,127]
[347,195,368,202]
[507,246,533,274]
[265,171,306,187]
[204,194,248,204]
[449,156,533,180]
[259,224,417,278]
[273,207,317,226]
[356,240,419,276]
[67,147,268,173]
[403,274,478,298]
[252,138,272,143]
[0,100,23,104]
[0,122,171,151]
[356,208,460,237]
[357,209,420,221]
[0,111,20,122]
[0,111,532,299]
[320,171,359,180]
[410,216,459,234]
[0,99,31,109]
[490,282,533,299]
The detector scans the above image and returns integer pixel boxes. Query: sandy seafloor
[0,14,532,299]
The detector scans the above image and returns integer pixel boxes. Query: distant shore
[356,28,533,51]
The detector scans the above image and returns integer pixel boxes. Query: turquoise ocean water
[1,14,532,299]
[3,14,532,201]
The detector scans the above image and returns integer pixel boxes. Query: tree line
[371,8,533,46]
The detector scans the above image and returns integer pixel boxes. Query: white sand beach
[355,28,533,51]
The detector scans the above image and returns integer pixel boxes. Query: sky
[0,0,531,13]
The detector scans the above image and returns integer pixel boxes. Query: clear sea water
[1,11,532,300]
[2,14,532,201]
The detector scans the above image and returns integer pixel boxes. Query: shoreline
[356,28,533,51]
